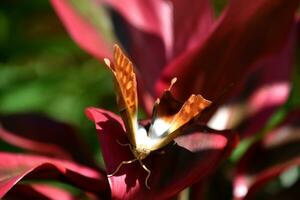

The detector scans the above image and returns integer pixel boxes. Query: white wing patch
[149,118,171,139]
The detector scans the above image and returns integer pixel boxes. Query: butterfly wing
[104,45,138,147]
[149,92,211,150]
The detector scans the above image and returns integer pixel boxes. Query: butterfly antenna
[138,160,151,189]
[107,158,138,177]
[168,77,177,91]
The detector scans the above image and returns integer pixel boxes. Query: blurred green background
[0,1,118,163]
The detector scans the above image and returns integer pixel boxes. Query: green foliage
[211,0,228,16]
[69,0,115,44]
[285,47,300,109]
[0,1,115,163]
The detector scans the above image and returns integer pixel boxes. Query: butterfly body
[104,45,211,189]
[128,125,166,160]
[132,145,150,160]
[132,127,151,160]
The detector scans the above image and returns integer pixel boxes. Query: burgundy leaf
[234,23,296,138]
[103,0,170,38]
[0,152,109,199]
[233,109,300,199]
[171,0,215,58]
[108,3,168,98]
[109,0,215,98]
[209,23,296,134]
[0,113,96,168]
[115,19,167,98]
[157,0,299,105]
[51,0,113,60]
[50,0,216,103]
[234,153,300,200]
[86,107,238,199]
[5,183,80,200]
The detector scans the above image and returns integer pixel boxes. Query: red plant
[84,44,238,199]
[50,0,300,198]
[86,107,237,199]
[0,0,299,199]
[0,54,238,199]
[0,114,110,199]
[51,0,299,114]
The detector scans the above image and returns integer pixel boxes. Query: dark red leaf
[233,109,300,199]
[51,0,112,60]
[209,24,296,135]
[5,183,81,200]
[171,0,215,58]
[86,107,237,199]
[157,0,299,105]
[103,0,170,37]
[0,113,96,168]
[0,152,109,198]
[109,0,214,99]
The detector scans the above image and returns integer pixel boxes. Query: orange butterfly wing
[149,91,211,150]
[104,45,138,147]
[105,44,212,151]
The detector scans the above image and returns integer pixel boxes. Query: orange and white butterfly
[104,44,211,189]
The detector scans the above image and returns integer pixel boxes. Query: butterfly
[104,44,211,189]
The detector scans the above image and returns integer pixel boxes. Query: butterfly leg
[138,160,151,189]
[108,158,138,177]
